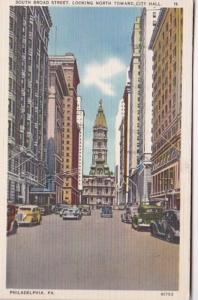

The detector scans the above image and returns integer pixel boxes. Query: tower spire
[94,99,107,128]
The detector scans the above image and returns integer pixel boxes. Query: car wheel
[151,225,157,237]
[12,222,18,234]
[165,230,174,242]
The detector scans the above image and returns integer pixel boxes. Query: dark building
[8,6,52,204]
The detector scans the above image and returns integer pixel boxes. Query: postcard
[0,0,193,299]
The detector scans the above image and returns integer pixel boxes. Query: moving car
[16,205,42,226]
[150,209,180,242]
[101,206,113,218]
[59,206,70,217]
[132,204,163,231]
[7,204,18,235]
[62,208,81,220]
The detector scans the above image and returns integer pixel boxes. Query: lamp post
[126,176,140,204]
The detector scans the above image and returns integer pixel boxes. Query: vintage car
[79,205,91,216]
[101,206,113,218]
[16,205,42,226]
[7,204,18,235]
[39,206,51,216]
[131,204,163,231]
[62,208,81,220]
[150,209,180,242]
[59,206,69,217]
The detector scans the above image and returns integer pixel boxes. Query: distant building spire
[94,100,107,128]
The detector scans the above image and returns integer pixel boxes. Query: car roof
[164,209,180,215]
[19,205,39,209]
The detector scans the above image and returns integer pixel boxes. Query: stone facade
[49,53,80,205]
[8,7,52,204]
[149,8,182,209]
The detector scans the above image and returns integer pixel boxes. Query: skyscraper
[115,98,125,205]
[46,60,68,204]
[128,16,141,203]
[49,53,80,205]
[8,7,52,204]
[83,100,115,207]
[77,96,85,203]
[128,8,160,205]
[149,8,183,209]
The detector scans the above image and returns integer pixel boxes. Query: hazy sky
[48,7,142,174]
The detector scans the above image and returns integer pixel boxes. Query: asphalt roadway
[7,209,179,290]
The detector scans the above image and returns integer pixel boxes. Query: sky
[48,7,142,175]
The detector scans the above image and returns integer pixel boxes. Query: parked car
[132,204,163,231]
[101,206,113,218]
[121,208,132,223]
[62,208,81,220]
[79,205,91,216]
[16,205,42,226]
[7,204,18,235]
[150,209,180,242]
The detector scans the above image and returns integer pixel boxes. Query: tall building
[123,74,131,205]
[128,8,159,204]
[49,53,80,205]
[128,16,141,203]
[83,100,115,206]
[8,7,52,204]
[46,60,68,203]
[115,98,125,205]
[77,96,85,203]
[149,8,183,209]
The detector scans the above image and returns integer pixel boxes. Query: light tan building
[149,8,183,209]
[129,8,160,205]
[49,53,80,205]
[77,96,85,203]
[46,61,68,203]
[128,16,141,203]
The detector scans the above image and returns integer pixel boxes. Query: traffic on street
[7,206,179,290]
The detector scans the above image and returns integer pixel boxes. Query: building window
[9,57,12,71]
[9,17,14,31]
[12,122,15,137]
[8,99,12,112]
[9,78,12,92]
[8,120,12,136]
[9,37,13,49]
[13,101,15,114]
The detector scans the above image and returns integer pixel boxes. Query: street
[7,210,179,290]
